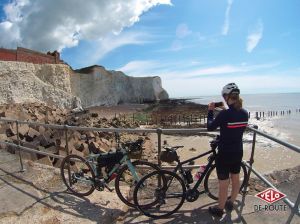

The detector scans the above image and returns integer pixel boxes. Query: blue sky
[1,0,300,97]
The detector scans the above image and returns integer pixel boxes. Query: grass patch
[133,113,149,123]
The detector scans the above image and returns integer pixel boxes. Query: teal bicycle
[60,135,160,207]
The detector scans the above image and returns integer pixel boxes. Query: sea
[189,93,300,147]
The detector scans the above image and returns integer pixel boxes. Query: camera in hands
[214,102,223,107]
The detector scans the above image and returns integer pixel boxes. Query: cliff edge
[0,61,169,109]
[73,65,169,107]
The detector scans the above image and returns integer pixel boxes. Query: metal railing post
[16,120,25,172]
[64,125,71,187]
[157,128,162,168]
[64,125,70,156]
[286,192,300,224]
[157,128,162,187]
[239,125,258,218]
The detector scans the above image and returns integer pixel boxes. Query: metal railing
[0,117,299,223]
[240,126,300,223]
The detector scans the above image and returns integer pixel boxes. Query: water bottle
[194,165,206,181]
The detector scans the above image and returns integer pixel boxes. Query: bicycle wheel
[115,160,160,207]
[133,170,186,219]
[204,163,247,200]
[60,154,95,196]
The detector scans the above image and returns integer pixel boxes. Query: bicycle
[133,136,248,218]
[60,134,160,208]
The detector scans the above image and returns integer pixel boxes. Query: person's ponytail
[229,93,243,110]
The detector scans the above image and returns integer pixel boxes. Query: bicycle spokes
[134,170,186,219]
[114,160,160,208]
[61,155,95,196]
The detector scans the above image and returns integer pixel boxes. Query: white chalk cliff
[0,61,169,109]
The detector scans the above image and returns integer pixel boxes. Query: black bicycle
[133,136,248,218]
[60,135,160,208]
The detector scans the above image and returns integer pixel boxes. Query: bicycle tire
[133,170,186,219]
[60,154,95,196]
[204,162,247,200]
[115,160,160,207]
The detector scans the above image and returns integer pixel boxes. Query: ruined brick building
[0,47,64,64]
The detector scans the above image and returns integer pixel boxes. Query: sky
[0,0,300,97]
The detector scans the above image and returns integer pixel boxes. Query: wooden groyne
[115,108,300,126]
[250,109,299,120]
[116,113,207,126]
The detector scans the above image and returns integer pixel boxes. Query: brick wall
[0,47,63,64]
[0,48,17,61]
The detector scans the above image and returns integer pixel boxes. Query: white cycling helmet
[222,83,240,96]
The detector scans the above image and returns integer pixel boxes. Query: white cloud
[246,20,264,53]
[161,63,278,80]
[165,72,300,97]
[116,59,208,77]
[222,0,233,35]
[0,21,20,48]
[116,59,293,96]
[0,0,171,52]
[68,31,152,68]
[176,23,191,39]
[118,58,278,81]
[117,60,168,77]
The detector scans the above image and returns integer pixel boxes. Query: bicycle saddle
[163,145,184,151]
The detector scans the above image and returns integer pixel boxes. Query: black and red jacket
[207,104,248,162]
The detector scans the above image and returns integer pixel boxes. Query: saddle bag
[159,150,177,163]
[126,139,143,159]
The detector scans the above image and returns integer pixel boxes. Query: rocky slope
[0,103,152,169]
[0,61,169,109]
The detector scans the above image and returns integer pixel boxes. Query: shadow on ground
[0,164,124,223]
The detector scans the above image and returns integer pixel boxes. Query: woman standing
[207,83,248,218]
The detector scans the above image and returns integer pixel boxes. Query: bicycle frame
[169,147,217,193]
[73,148,141,185]
[104,153,140,183]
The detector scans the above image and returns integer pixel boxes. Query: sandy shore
[148,133,300,174]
